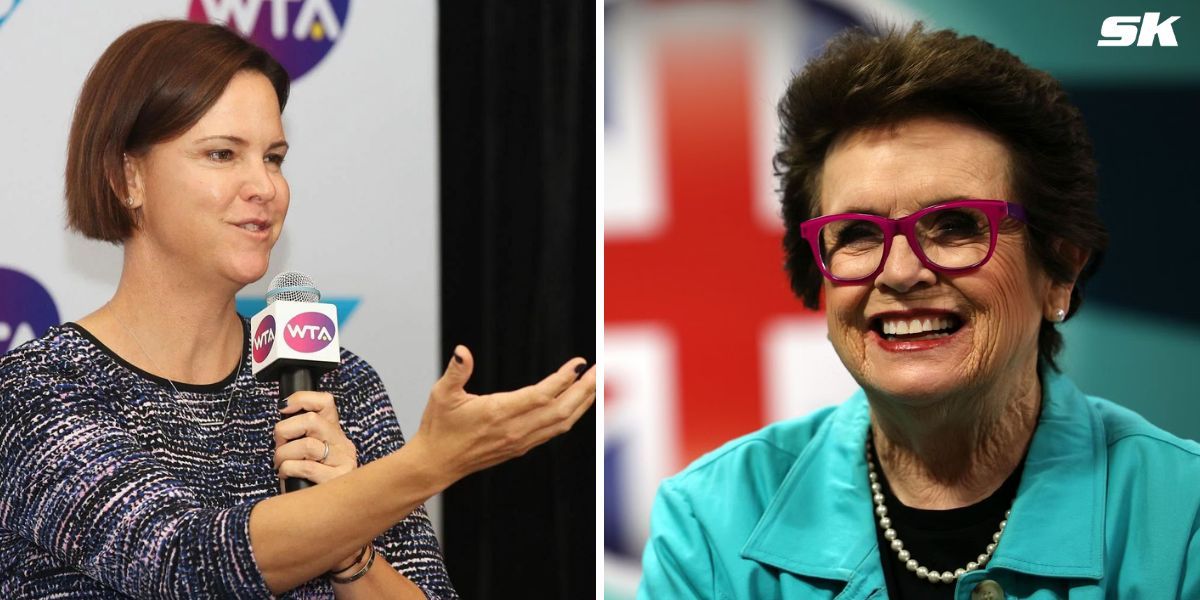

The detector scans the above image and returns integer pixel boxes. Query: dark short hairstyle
[66,19,290,243]
[775,23,1108,370]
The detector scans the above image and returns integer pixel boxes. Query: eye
[833,221,882,247]
[208,149,234,161]
[265,153,286,167]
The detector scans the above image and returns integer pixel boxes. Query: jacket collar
[739,369,1106,590]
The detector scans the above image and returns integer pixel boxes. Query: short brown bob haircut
[775,23,1108,371]
[66,20,290,243]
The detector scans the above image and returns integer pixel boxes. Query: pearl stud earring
[1053,308,1066,322]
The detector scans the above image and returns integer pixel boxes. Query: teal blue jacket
[639,371,1200,598]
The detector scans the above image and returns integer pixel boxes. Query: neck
[90,240,247,385]
[868,364,1041,510]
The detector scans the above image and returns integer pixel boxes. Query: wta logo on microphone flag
[284,312,336,352]
[188,0,350,81]
[250,301,340,378]
[253,315,276,363]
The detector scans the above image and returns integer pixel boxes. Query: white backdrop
[0,0,442,527]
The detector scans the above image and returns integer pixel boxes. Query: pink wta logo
[253,315,276,363]
[284,312,336,353]
[188,0,351,81]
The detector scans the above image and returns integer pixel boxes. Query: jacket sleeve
[638,478,716,600]
[1183,514,1200,599]
[334,354,457,599]
[0,371,272,598]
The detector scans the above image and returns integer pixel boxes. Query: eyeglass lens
[817,206,992,279]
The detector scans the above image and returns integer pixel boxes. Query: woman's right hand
[407,345,596,486]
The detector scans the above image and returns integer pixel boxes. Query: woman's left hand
[273,391,366,573]
[273,391,359,486]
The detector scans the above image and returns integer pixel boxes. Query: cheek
[275,175,291,214]
[824,282,869,352]
[972,243,1043,350]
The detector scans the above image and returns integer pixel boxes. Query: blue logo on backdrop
[0,267,60,354]
[0,0,23,29]
[236,296,360,328]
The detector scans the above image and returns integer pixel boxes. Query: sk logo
[1098,12,1181,47]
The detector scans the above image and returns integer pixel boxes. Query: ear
[112,152,145,209]
[1043,239,1090,322]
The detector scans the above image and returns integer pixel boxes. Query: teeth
[240,223,262,232]
[879,315,957,337]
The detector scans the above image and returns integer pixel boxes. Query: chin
[225,256,272,287]
[862,365,966,407]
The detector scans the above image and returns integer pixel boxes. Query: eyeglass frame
[798,199,1029,284]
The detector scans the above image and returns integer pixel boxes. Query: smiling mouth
[871,314,964,341]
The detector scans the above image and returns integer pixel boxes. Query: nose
[874,233,936,293]
[242,159,278,204]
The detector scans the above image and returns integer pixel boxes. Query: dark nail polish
[454,353,464,364]
[574,362,588,380]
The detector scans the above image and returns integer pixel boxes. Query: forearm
[333,558,427,599]
[249,440,451,595]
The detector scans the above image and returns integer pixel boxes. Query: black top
[0,320,457,598]
[874,449,1024,599]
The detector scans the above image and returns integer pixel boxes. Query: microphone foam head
[266,271,321,304]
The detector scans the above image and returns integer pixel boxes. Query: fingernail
[453,352,464,364]
[574,362,588,380]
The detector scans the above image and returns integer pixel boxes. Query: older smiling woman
[638,24,1200,599]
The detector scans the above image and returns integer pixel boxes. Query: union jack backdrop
[602,1,910,595]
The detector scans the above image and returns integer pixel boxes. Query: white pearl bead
[966,561,977,571]
[873,493,885,504]
[926,570,940,582]
[978,553,990,565]
[871,482,882,493]
[993,531,1001,543]
[915,566,928,579]
[955,568,966,578]
[999,519,1007,530]
[875,505,887,517]
[1005,509,1011,518]
[884,528,897,540]
[897,549,910,561]
[868,471,877,481]
[906,559,919,571]
[879,517,891,529]
[986,543,996,555]
[890,539,903,552]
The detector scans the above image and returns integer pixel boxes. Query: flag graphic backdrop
[603,1,1200,598]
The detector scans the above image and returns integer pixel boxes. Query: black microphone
[250,271,341,493]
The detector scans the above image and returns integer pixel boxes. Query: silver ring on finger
[318,439,330,463]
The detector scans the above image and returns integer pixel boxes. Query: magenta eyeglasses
[798,199,1029,283]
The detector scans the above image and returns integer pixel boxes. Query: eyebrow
[195,135,289,151]
[833,195,974,216]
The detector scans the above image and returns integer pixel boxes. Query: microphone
[250,271,341,492]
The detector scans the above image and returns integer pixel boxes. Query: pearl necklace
[866,437,1009,584]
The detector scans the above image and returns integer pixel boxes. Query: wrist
[399,436,458,493]
[331,545,368,574]
[330,545,377,585]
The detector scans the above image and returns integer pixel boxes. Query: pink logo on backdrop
[284,312,336,352]
[188,0,351,81]
[253,315,276,363]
